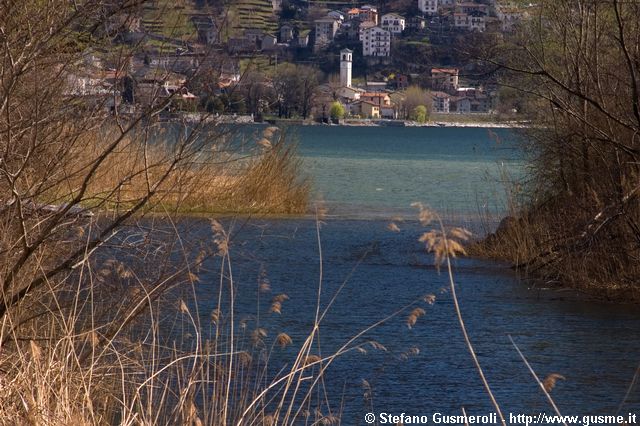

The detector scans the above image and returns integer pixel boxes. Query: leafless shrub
[479,0,640,298]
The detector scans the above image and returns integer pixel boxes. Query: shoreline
[283,119,529,129]
[176,113,530,129]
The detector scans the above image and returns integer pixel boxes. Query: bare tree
[396,86,432,120]
[273,63,321,119]
[482,0,640,293]
[0,1,311,423]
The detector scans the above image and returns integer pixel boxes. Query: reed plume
[543,373,566,393]
[276,333,293,349]
[387,222,401,232]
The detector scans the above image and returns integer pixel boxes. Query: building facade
[431,68,460,92]
[314,17,340,49]
[418,0,438,15]
[362,26,391,57]
[432,91,451,113]
[454,12,486,31]
[358,21,377,41]
[496,5,527,32]
[359,5,379,24]
[380,13,405,35]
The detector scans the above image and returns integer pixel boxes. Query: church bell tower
[340,48,353,88]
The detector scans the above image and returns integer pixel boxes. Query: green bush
[329,101,345,121]
[412,105,428,123]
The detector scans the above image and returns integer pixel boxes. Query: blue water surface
[187,126,640,424]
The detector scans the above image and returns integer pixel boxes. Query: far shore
[268,117,530,129]
[177,113,530,129]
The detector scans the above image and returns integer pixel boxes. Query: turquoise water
[292,126,524,218]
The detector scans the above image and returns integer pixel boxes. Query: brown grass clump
[387,222,401,232]
[368,341,388,352]
[542,373,566,393]
[210,308,222,324]
[304,355,322,366]
[230,133,310,215]
[469,195,640,300]
[276,333,293,349]
[423,294,436,305]
[399,347,421,361]
[251,328,268,346]
[269,293,289,314]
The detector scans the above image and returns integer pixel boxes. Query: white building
[340,48,353,88]
[454,97,471,113]
[358,21,377,41]
[338,86,363,102]
[454,12,486,32]
[315,17,340,49]
[380,13,405,35]
[418,0,438,15]
[362,26,391,57]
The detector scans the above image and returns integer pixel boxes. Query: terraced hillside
[141,0,198,41]
[231,0,278,34]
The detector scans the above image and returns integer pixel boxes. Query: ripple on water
[190,217,640,421]
[186,126,640,420]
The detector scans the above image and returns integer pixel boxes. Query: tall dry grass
[0,209,445,425]
[0,186,570,426]
[44,125,309,216]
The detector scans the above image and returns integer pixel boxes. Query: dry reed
[45,125,309,216]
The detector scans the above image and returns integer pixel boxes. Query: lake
[295,125,523,220]
[190,126,640,424]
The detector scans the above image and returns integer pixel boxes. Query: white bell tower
[340,48,353,88]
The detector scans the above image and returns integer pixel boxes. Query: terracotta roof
[356,100,379,106]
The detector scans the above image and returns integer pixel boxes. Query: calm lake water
[295,126,523,219]
[191,126,640,423]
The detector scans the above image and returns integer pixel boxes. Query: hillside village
[69,0,536,123]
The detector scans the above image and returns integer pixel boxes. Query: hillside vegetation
[232,0,278,33]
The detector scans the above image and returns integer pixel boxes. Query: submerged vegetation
[475,0,640,300]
